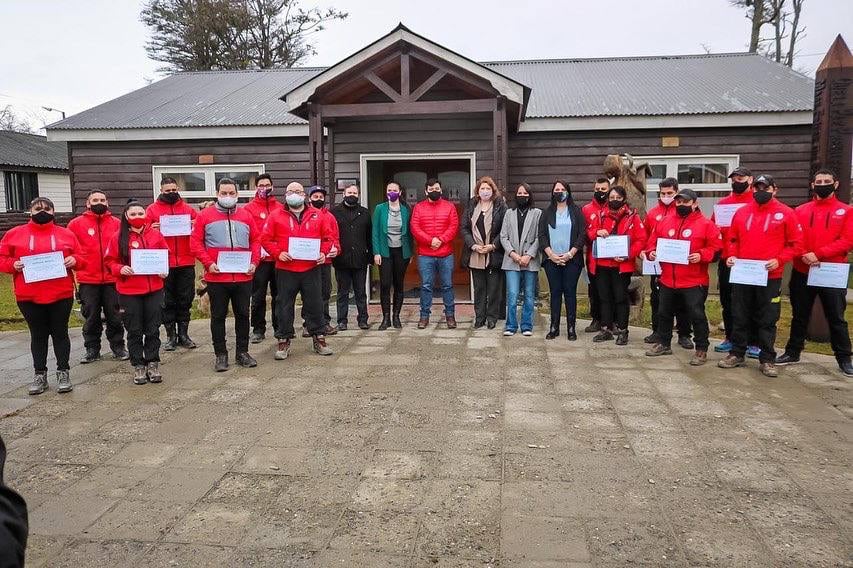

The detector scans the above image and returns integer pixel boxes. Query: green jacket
[372,201,413,259]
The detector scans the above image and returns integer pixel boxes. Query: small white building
[0,131,71,214]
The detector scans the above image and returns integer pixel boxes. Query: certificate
[729,259,768,286]
[217,251,252,273]
[21,251,67,283]
[130,249,169,275]
[713,204,746,228]
[288,237,321,261]
[655,238,690,265]
[807,262,850,289]
[159,214,192,237]
[642,258,661,275]
[594,235,630,259]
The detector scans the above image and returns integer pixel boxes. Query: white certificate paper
[594,235,630,259]
[729,259,769,286]
[130,249,169,275]
[288,237,321,261]
[159,214,192,237]
[807,262,850,289]
[713,204,746,228]
[21,251,67,283]
[642,258,661,275]
[217,251,252,273]
[655,238,691,265]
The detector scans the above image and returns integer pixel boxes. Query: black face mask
[343,195,359,207]
[608,200,624,211]
[593,192,608,204]
[753,190,773,205]
[515,196,530,209]
[32,211,54,225]
[159,192,180,204]
[90,203,108,215]
[676,204,693,218]
[310,199,325,209]
[731,181,749,194]
[813,184,835,199]
[427,191,442,201]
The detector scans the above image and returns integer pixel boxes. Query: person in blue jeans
[500,183,542,336]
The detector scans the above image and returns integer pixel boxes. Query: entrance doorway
[360,153,476,304]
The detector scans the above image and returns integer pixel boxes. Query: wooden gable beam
[409,50,497,95]
[322,98,496,118]
[410,69,447,101]
[364,71,402,102]
[400,52,410,99]
[314,49,403,103]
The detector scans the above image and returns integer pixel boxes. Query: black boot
[177,322,197,349]
[392,311,402,329]
[615,328,629,346]
[214,353,229,372]
[545,324,559,340]
[378,313,391,331]
[567,321,577,341]
[163,323,178,352]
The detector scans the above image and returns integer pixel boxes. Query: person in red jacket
[243,173,284,343]
[261,182,336,359]
[191,178,261,372]
[0,197,83,395]
[586,185,646,345]
[146,176,198,351]
[302,185,339,336]
[777,168,853,376]
[410,178,460,329]
[67,190,127,364]
[644,189,723,365]
[582,177,610,333]
[718,175,804,377]
[105,202,169,385]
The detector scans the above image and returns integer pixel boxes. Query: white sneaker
[522,330,533,337]
[274,340,291,360]
[503,330,515,336]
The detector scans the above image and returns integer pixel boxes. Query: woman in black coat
[539,179,587,340]
[461,176,507,329]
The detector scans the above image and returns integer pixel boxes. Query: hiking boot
[133,365,149,385]
[718,354,746,369]
[313,335,333,356]
[678,336,695,350]
[567,323,577,341]
[714,339,732,353]
[146,362,162,383]
[775,352,800,366]
[80,348,101,364]
[56,370,73,393]
[615,328,629,346]
[417,318,429,330]
[378,314,391,331]
[177,322,197,349]
[250,332,265,344]
[592,329,614,342]
[392,313,402,329]
[759,362,779,378]
[643,332,660,344]
[324,324,338,336]
[163,323,178,352]
[689,350,708,366]
[274,339,291,360]
[584,320,601,333]
[446,315,457,329]
[28,372,48,395]
[214,353,229,372]
[838,358,853,378]
[236,352,257,368]
[111,347,130,361]
[645,343,672,357]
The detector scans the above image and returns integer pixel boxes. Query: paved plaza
[0,309,851,567]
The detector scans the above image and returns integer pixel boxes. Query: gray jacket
[500,207,542,272]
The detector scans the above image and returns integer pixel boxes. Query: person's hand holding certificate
[728,258,768,286]
[655,238,690,265]
[21,251,67,283]
[131,249,169,275]
[594,235,629,259]
[159,214,192,237]
[807,262,850,289]
[217,251,252,274]
[288,237,321,261]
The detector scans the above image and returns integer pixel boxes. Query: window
[152,164,265,198]
[4,171,38,212]
[638,155,739,212]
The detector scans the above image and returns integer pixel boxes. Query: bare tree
[0,106,34,133]
[785,0,806,67]
[730,0,806,67]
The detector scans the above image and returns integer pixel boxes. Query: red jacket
[104,226,169,295]
[0,221,83,304]
[190,205,261,283]
[727,198,804,280]
[67,210,120,284]
[243,196,285,263]
[645,210,723,289]
[146,198,197,268]
[586,205,646,274]
[582,199,607,266]
[410,198,459,257]
[260,207,337,273]
[711,189,753,260]
[792,195,853,274]
[644,200,677,238]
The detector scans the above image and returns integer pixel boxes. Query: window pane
[646,164,668,189]
[4,172,38,211]
[437,170,470,202]
[215,171,258,193]
[160,172,206,193]
[677,163,729,185]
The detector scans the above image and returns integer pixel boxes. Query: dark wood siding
[508,125,812,206]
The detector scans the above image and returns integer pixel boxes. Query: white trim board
[47,124,308,142]
[519,111,813,132]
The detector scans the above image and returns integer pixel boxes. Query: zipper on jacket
[139,231,154,294]
[97,217,105,283]
[227,208,236,282]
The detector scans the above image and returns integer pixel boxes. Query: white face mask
[217,196,238,209]
[660,195,675,206]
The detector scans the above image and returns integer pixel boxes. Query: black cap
[753,174,776,188]
[675,188,699,202]
[306,185,327,196]
[728,166,752,178]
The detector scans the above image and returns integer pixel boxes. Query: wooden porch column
[308,102,325,186]
[492,96,508,191]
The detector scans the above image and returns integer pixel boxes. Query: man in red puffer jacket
[67,190,127,363]
[582,177,610,333]
[410,178,460,329]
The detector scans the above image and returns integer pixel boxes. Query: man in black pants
[301,185,338,336]
[331,183,372,331]
[582,178,609,332]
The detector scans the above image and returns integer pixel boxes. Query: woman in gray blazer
[500,182,542,336]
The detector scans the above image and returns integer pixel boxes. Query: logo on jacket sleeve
[682,229,692,238]
[774,212,784,220]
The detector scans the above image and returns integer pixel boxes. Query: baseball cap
[728,166,752,178]
[306,185,327,196]
[675,188,699,202]
[753,174,776,188]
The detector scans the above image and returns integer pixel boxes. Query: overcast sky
[1,0,850,131]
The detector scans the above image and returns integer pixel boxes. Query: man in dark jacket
[331,184,372,330]
[0,435,27,568]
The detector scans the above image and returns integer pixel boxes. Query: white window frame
[151,164,265,198]
[640,155,739,194]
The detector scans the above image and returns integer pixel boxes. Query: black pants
[649,276,692,338]
[251,261,278,335]
[336,266,368,325]
[207,281,252,356]
[471,267,502,325]
[718,262,734,340]
[379,247,410,315]
[587,271,601,322]
[119,290,163,367]
[278,268,324,339]
[162,265,195,326]
[79,283,125,353]
[657,284,710,350]
[543,260,582,328]
[785,270,852,361]
[18,298,73,372]
[301,264,331,326]
[731,279,782,363]
[595,267,631,331]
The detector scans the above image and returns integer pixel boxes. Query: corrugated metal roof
[48,52,814,131]
[0,131,68,170]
